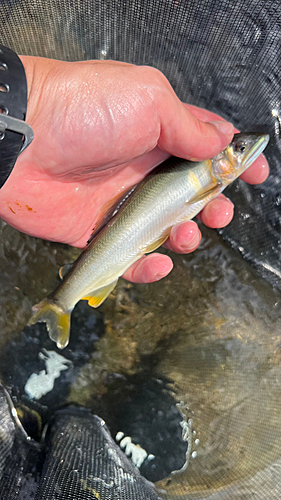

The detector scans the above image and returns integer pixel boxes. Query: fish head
[212,133,270,184]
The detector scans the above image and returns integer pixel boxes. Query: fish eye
[235,141,246,153]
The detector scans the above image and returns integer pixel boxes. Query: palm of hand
[1,59,189,246]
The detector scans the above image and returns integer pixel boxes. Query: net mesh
[0,391,163,500]
[0,385,42,500]
[35,407,163,500]
[0,1,281,499]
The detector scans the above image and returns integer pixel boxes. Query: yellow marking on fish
[142,233,169,254]
[83,295,106,307]
[49,312,70,349]
[188,170,204,192]
[187,183,221,205]
[28,299,71,349]
[59,313,70,331]
[82,280,118,308]
[80,479,100,499]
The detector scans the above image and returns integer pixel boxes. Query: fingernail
[155,271,168,280]
[210,120,234,135]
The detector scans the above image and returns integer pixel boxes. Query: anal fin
[82,280,118,308]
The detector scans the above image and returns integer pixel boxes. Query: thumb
[156,92,234,161]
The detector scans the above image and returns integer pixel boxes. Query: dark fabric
[35,407,162,500]
[0,390,162,500]
[0,44,28,188]
[0,385,43,500]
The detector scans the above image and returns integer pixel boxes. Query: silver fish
[28,133,269,349]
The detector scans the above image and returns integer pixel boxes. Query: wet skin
[0,58,269,283]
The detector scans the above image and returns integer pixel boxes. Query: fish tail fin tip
[28,299,71,350]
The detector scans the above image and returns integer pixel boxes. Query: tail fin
[28,299,71,349]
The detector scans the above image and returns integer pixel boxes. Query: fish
[28,133,269,349]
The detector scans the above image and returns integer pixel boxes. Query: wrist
[0,47,34,188]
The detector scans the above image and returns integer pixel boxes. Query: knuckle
[136,65,170,94]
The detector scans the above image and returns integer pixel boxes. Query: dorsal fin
[87,184,138,245]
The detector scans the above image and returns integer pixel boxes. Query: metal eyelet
[0,83,9,92]
[0,63,8,71]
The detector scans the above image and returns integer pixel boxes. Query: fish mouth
[242,134,270,168]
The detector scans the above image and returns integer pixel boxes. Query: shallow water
[0,218,280,498]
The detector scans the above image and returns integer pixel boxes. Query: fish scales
[57,160,215,308]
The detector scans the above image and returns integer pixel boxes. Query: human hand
[0,57,269,283]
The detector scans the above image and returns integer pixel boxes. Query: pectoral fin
[59,263,74,280]
[82,280,118,308]
[142,233,169,254]
[186,183,222,204]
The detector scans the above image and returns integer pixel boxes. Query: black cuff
[0,45,34,189]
